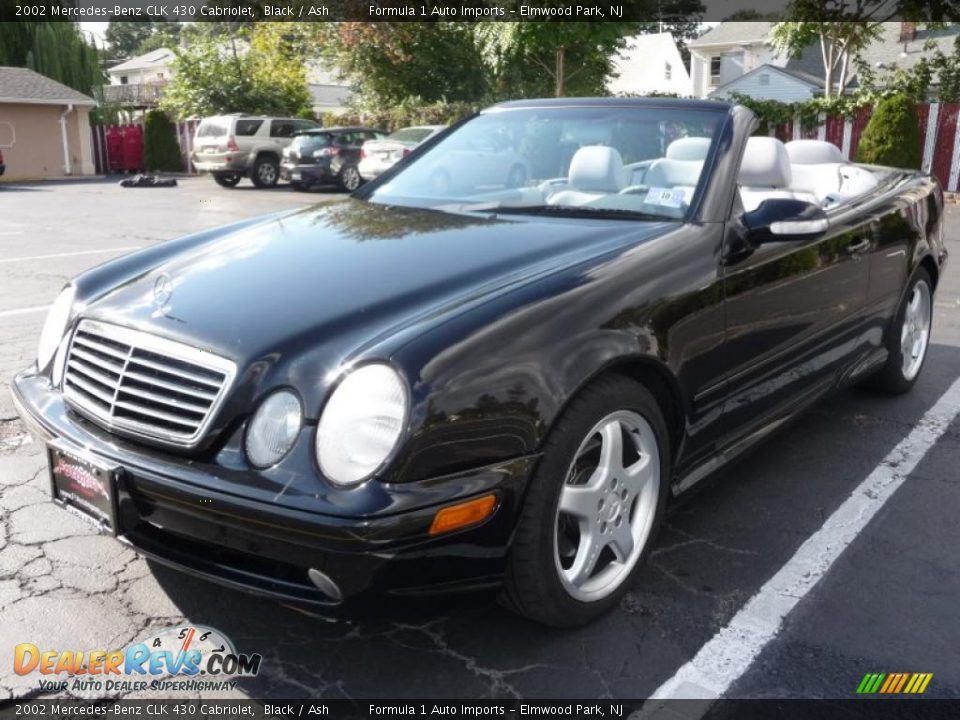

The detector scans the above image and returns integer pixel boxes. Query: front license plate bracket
[48,442,121,536]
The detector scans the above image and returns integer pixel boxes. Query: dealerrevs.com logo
[14,625,262,694]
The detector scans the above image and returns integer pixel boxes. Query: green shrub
[855,94,921,169]
[143,110,182,173]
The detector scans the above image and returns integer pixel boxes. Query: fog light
[245,390,302,468]
[428,495,497,536]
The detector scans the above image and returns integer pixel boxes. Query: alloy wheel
[554,410,660,602]
[257,162,277,186]
[900,279,931,381]
[342,166,361,191]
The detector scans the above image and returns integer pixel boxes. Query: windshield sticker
[644,187,687,208]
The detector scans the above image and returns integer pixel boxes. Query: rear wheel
[869,268,933,394]
[502,376,670,627]
[338,165,362,192]
[213,172,241,188]
[251,156,279,188]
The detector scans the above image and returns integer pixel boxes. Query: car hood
[85,200,671,391]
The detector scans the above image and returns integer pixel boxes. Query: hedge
[143,110,183,173]
[856,94,922,169]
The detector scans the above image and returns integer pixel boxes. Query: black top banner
[2,0,958,22]
[3,699,960,720]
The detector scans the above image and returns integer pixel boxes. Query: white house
[687,22,778,99]
[689,21,960,101]
[107,48,176,86]
[607,33,693,96]
[710,64,823,102]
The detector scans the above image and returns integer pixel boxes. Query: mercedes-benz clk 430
[13,99,947,626]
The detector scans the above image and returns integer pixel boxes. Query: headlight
[245,390,303,468]
[316,364,408,486]
[37,286,75,370]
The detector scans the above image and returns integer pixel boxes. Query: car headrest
[568,146,628,192]
[666,137,712,161]
[739,137,792,188]
[786,139,845,165]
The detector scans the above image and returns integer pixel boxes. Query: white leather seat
[785,140,845,202]
[666,137,711,161]
[739,137,817,212]
[549,146,628,206]
[642,137,710,189]
[785,139,878,207]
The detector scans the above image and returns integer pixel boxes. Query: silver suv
[192,115,319,188]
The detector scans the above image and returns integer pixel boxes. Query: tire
[213,172,241,188]
[250,156,279,188]
[502,376,670,627]
[507,164,527,188]
[868,267,934,394]
[338,165,362,192]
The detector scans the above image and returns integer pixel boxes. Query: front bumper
[11,369,534,615]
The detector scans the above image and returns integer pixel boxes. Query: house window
[710,56,721,85]
[665,62,672,81]
[759,73,770,86]
[156,73,165,80]
[120,76,128,85]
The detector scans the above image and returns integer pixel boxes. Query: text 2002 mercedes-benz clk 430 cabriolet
[13,99,947,626]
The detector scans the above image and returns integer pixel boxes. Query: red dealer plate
[48,443,120,534]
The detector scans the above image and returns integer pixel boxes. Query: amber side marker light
[429,494,498,536]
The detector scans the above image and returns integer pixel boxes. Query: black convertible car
[13,99,947,627]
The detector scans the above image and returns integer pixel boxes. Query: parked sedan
[358,125,445,180]
[13,98,946,627]
[280,127,387,192]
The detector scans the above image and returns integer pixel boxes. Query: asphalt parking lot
[1,176,959,703]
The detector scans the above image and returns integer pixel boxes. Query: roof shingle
[0,67,96,106]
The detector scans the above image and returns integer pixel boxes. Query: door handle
[846,238,871,256]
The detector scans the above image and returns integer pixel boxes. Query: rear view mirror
[743,198,828,242]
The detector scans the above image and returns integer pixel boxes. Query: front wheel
[868,268,933,394]
[502,376,670,627]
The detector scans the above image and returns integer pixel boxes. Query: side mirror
[742,198,828,243]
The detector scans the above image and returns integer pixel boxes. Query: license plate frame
[48,443,120,535]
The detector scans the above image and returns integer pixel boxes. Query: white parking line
[0,305,50,318]
[0,231,25,236]
[0,246,141,264]
[646,377,960,705]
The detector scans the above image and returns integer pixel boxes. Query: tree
[105,20,180,59]
[0,22,102,97]
[856,94,921,168]
[143,110,183,172]
[160,25,311,118]
[478,22,644,98]
[316,23,488,107]
[770,21,884,98]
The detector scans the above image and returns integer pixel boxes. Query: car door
[716,199,873,447]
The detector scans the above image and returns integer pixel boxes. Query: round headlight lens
[37,286,75,370]
[316,364,408,486]
[245,391,303,468]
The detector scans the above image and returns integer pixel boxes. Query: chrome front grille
[62,320,236,447]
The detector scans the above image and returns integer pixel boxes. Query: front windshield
[368,105,725,220]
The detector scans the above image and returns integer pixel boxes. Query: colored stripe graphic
[857,673,932,694]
